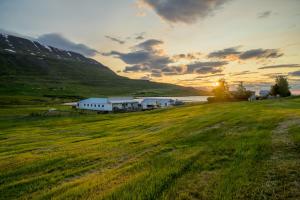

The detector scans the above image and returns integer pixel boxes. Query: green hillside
[0,34,202,101]
[0,97,299,199]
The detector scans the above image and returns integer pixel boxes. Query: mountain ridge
[0,33,102,65]
[0,33,205,100]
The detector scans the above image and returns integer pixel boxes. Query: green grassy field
[0,97,299,199]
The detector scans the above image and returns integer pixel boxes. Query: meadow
[0,97,299,199]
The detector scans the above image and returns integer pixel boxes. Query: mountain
[0,33,204,101]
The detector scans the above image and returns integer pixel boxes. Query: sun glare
[213,82,220,87]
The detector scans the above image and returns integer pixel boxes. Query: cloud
[134,39,164,51]
[258,11,272,19]
[208,47,283,60]
[239,48,283,60]
[135,32,146,40]
[123,61,227,76]
[37,33,98,57]
[136,35,144,40]
[230,71,258,76]
[151,69,163,77]
[262,72,287,79]
[186,61,227,74]
[109,39,170,66]
[108,50,154,65]
[208,46,241,59]
[104,39,226,77]
[258,64,300,69]
[196,73,225,79]
[172,52,202,61]
[141,0,231,24]
[105,39,286,80]
[105,36,125,44]
[124,64,147,72]
[289,70,300,77]
[106,39,173,77]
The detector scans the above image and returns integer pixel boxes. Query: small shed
[141,98,174,110]
[259,90,270,98]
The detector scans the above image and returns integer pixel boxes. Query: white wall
[141,99,172,109]
[77,102,112,111]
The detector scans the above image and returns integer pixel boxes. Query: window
[98,105,100,107]
[87,104,89,107]
[94,104,97,107]
[102,105,104,107]
[84,104,86,106]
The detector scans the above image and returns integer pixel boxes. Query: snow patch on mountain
[42,44,52,52]
[4,49,16,53]
[1,34,14,48]
[31,41,40,50]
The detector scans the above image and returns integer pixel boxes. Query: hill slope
[0,97,299,199]
[0,33,202,98]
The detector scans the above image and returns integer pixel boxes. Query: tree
[270,83,279,96]
[237,81,247,95]
[212,79,230,100]
[271,76,291,97]
[233,82,253,100]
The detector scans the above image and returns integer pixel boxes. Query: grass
[0,97,299,199]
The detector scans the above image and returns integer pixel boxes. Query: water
[138,96,211,103]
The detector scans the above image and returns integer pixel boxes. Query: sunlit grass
[0,97,299,199]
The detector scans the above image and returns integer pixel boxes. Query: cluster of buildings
[248,90,279,101]
[76,97,178,112]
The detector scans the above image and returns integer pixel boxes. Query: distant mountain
[0,33,204,100]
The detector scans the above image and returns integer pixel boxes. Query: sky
[0,0,300,92]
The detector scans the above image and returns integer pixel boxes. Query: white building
[77,97,139,112]
[248,93,256,102]
[141,98,175,110]
[259,90,270,97]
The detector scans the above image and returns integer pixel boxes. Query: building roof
[109,100,139,104]
[142,98,173,102]
[108,97,133,101]
[79,98,108,104]
[79,97,137,104]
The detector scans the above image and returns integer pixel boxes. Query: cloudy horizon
[1,0,299,92]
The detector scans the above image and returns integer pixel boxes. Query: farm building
[259,90,270,98]
[77,97,139,112]
[248,92,256,102]
[141,98,175,110]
